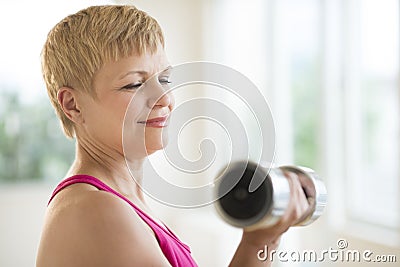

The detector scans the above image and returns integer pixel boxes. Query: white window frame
[322,0,400,247]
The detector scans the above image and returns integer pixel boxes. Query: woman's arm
[229,171,312,267]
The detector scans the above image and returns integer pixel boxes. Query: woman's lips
[138,115,169,128]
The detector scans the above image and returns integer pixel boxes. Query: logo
[122,62,275,208]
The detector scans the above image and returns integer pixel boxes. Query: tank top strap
[48,175,166,231]
[48,174,111,205]
[47,174,193,254]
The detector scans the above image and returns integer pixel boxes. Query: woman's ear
[57,87,84,124]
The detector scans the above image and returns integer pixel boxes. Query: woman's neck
[67,139,146,201]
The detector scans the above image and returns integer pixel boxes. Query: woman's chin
[145,141,168,155]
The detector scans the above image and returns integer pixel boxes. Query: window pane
[278,0,322,168]
[350,0,399,228]
[0,1,113,183]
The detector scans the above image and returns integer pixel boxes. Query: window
[236,0,400,246]
[344,0,399,229]
[278,0,323,168]
[0,89,74,182]
[0,0,114,183]
[322,0,399,245]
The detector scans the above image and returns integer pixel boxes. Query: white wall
[0,184,53,267]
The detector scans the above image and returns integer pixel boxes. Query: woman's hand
[229,171,313,267]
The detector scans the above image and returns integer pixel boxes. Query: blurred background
[0,0,399,266]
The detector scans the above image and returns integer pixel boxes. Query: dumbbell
[214,161,327,231]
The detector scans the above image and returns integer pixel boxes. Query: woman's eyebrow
[119,66,172,80]
[160,66,173,74]
[119,70,148,80]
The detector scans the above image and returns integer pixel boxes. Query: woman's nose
[154,92,172,109]
[146,80,173,109]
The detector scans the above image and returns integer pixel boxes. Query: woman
[36,5,311,267]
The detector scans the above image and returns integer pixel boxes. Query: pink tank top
[48,175,198,267]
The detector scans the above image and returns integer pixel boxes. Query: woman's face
[79,46,174,159]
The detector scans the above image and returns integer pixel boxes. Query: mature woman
[36,5,310,267]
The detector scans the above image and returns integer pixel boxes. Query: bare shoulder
[36,184,171,267]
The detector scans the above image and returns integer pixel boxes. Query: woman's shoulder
[36,183,171,267]
[48,183,135,219]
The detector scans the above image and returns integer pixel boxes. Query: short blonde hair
[41,5,165,138]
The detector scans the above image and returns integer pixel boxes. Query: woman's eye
[159,79,172,85]
[121,83,143,90]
